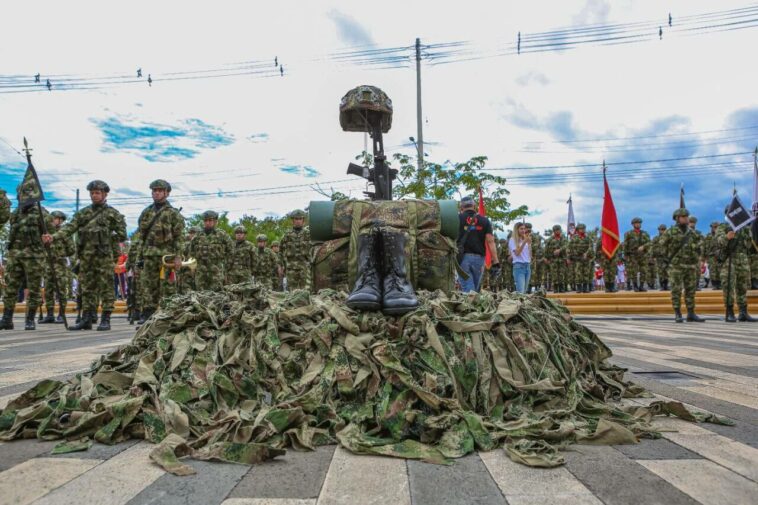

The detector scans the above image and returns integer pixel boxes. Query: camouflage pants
[140,256,178,312]
[287,263,310,290]
[655,258,669,283]
[670,264,698,311]
[720,255,750,308]
[80,255,116,313]
[268,274,282,291]
[647,261,657,287]
[626,255,647,285]
[600,257,617,288]
[3,256,44,312]
[548,260,568,286]
[178,268,195,292]
[44,261,71,311]
[573,260,594,285]
[750,254,758,281]
[195,263,225,292]
[708,256,721,283]
[227,270,252,285]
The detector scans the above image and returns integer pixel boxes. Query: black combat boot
[40,307,55,324]
[751,278,758,290]
[25,308,36,330]
[380,229,419,316]
[137,308,154,326]
[686,309,705,322]
[638,282,647,292]
[674,308,684,323]
[738,305,758,322]
[712,279,721,290]
[346,230,382,312]
[725,306,737,323]
[55,305,66,324]
[96,311,112,331]
[633,281,640,292]
[0,307,14,330]
[69,311,93,331]
[129,310,139,325]
[626,281,632,291]
[660,280,668,291]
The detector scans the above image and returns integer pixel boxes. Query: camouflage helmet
[672,208,689,219]
[289,209,307,219]
[710,221,720,227]
[86,180,110,193]
[552,224,562,232]
[576,223,586,230]
[658,224,667,230]
[149,179,172,192]
[51,210,67,221]
[339,85,393,133]
[256,234,267,241]
[201,210,219,220]
[234,226,245,234]
[688,215,697,223]
[271,240,280,247]
[631,217,642,224]
[188,226,200,234]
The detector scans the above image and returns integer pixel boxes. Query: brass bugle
[162,255,197,272]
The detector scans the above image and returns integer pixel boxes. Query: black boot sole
[382,305,419,316]
[347,300,381,311]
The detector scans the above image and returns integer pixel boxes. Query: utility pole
[415,38,424,177]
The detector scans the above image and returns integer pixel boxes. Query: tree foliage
[186,212,296,243]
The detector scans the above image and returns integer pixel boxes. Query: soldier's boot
[380,229,418,316]
[25,308,36,331]
[638,281,647,292]
[660,280,668,291]
[738,305,758,322]
[346,230,382,312]
[712,279,721,290]
[674,308,684,323]
[626,281,632,291]
[725,306,737,323]
[40,307,55,324]
[632,281,640,292]
[69,311,93,331]
[0,307,14,330]
[37,310,44,323]
[129,310,140,325]
[137,309,154,326]
[751,278,758,290]
[55,306,66,324]
[96,311,112,331]
[686,309,705,323]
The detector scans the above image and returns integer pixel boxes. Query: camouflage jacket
[650,234,667,260]
[702,232,720,258]
[55,203,127,260]
[691,229,705,259]
[530,233,544,261]
[568,234,593,261]
[7,205,54,258]
[543,234,567,260]
[715,224,751,261]
[49,223,76,261]
[126,232,141,271]
[623,229,650,257]
[280,226,310,270]
[662,225,700,268]
[0,190,11,227]
[228,240,256,278]
[253,247,279,281]
[136,202,185,258]
[189,228,234,269]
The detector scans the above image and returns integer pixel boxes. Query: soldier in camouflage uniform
[596,238,620,293]
[189,210,233,291]
[544,225,568,292]
[133,180,185,324]
[45,180,127,331]
[526,223,543,291]
[227,226,255,285]
[569,223,594,293]
[280,209,311,290]
[178,226,199,292]
[0,186,49,331]
[253,234,280,289]
[125,231,142,323]
[40,211,75,324]
[623,217,650,292]
[688,215,705,290]
[750,238,758,290]
[650,224,669,290]
[703,221,722,290]
[270,240,284,290]
[716,220,757,322]
[662,208,704,323]
[499,237,514,292]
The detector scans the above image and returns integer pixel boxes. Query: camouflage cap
[149,179,172,192]
[256,234,267,241]
[552,224,562,231]
[672,208,689,219]
[658,224,667,230]
[631,217,642,224]
[688,216,697,223]
[710,221,720,227]
[202,210,219,220]
[271,240,280,246]
[576,223,586,230]
[86,180,110,193]
[51,210,67,220]
[289,209,307,219]
[188,226,200,234]
[234,226,246,234]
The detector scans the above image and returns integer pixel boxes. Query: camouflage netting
[0,285,732,475]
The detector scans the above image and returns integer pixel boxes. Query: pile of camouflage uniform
[0,284,731,473]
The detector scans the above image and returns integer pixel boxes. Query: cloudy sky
[1,0,756,234]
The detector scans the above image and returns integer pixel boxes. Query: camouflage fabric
[716,224,751,308]
[650,233,669,284]
[179,234,197,292]
[329,200,447,237]
[3,206,54,312]
[253,247,280,290]
[55,203,127,313]
[623,229,650,286]
[703,230,721,285]
[44,223,75,311]
[339,85,393,133]
[281,227,311,290]
[663,224,701,311]
[529,233,544,290]
[127,233,145,313]
[0,286,732,473]
[569,233,594,285]
[189,228,234,291]
[227,239,256,285]
[544,234,568,287]
[0,189,11,227]
[597,241,619,289]
[137,202,185,311]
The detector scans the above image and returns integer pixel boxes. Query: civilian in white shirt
[509,222,532,293]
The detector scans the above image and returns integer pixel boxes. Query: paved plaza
[0,315,756,505]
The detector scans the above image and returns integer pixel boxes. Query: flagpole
[23,138,68,329]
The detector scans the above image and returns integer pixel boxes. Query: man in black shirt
[458,196,500,292]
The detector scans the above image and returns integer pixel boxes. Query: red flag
[478,186,492,267]
[601,168,620,259]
